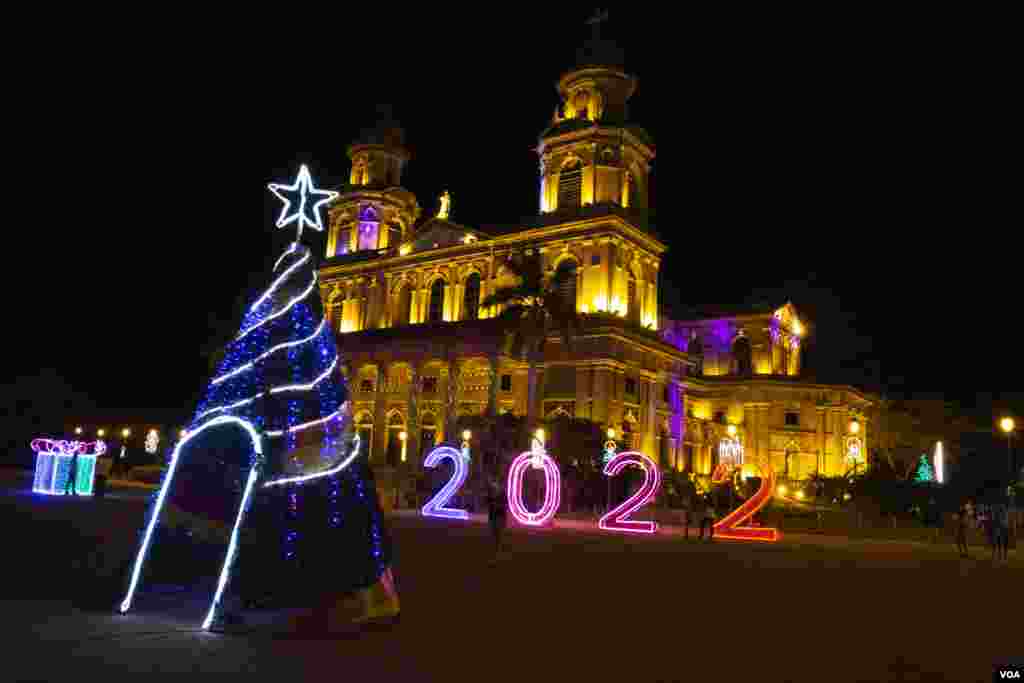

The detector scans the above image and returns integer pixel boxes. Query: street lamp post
[848,417,862,476]
[461,429,475,510]
[1000,417,1014,491]
[605,428,617,514]
[531,428,545,511]
[398,430,408,509]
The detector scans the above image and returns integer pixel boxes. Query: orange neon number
[713,466,779,542]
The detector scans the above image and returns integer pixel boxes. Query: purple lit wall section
[668,382,685,464]
[335,230,350,257]
[357,205,380,252]
[661,319,736,354]
[358,222,379,251]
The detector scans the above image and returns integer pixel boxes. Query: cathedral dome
[574,37,626,70]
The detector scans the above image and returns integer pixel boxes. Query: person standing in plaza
[679,492,691,540]
[486,475,506,563]
[64,451,79,496]
[994,503,1010,562]
[699,495,716,541]
[979,505,995,560]
[954,501,970,558]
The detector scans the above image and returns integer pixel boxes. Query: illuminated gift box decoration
[31,438,106,496]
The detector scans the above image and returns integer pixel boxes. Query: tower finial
[585,9,609,40]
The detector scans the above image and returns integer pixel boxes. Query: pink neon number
[713,466,779,542]
[599,451,661,534]
[507,452,561,526]
[421,446,470,520]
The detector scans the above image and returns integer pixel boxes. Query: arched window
[355,412,374,463]
[628,276,640,324]
[463,273,481,321]
[555,259,577,312]
[386,411,406,466]
[428,280,445,323]
[396,284,413,326]
[558,160,583,210]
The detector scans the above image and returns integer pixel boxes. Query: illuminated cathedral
[317,30,874,490]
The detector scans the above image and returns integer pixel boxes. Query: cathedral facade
[318,41,874,486]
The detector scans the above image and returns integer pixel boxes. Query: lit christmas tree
[914,453,935,483]
[121,166,398,632]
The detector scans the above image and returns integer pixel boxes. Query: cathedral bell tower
[326,108,422,259]
[537,19,655,215]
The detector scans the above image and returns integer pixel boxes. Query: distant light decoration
[934,441,944,484]
[119,415,264,631]
[267,164,339,244]
[421,445,470,520]
[31,439,104,496]
[718,437,743,467]
[603,434,617,465]
[507,451,561,526]
[74,427,83,435]
[145,429,160,455]
[845,437,863,465]
[713,465,779,542]
[598,451,661,534]
[712,437,744,484]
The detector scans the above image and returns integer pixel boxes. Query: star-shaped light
[267,165,339,243]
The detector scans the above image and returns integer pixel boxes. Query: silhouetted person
[955,502,970,558]
[699,496,715,541]
[486,476,506,563]
[65,452,79,496]
[994,503,1010,562]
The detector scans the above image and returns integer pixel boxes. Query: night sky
[6,8,1017,432]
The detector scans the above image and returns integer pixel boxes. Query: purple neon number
[598,451,661,534]
[421,446,470,520]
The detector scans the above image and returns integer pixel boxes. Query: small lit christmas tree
[914,453,934,483]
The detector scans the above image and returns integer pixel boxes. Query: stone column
[445,359,460,443]
[643,378,657,457]
[373,366,387,465]
[486,354,500,419]
[407,363,420,465]
[816,407,826,475]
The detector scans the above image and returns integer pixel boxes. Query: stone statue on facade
[733,328,753,377]
[687,331,704,376]
[438,191,451,220]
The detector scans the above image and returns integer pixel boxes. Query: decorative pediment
[400,218,487,254]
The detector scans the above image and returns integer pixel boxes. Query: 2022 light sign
[420,444,779,541]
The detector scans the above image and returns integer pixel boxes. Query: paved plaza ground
[3,485,1021,682]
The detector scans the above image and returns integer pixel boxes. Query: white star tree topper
[267,165,339,243]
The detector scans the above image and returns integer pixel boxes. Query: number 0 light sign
[506,450,562,526]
